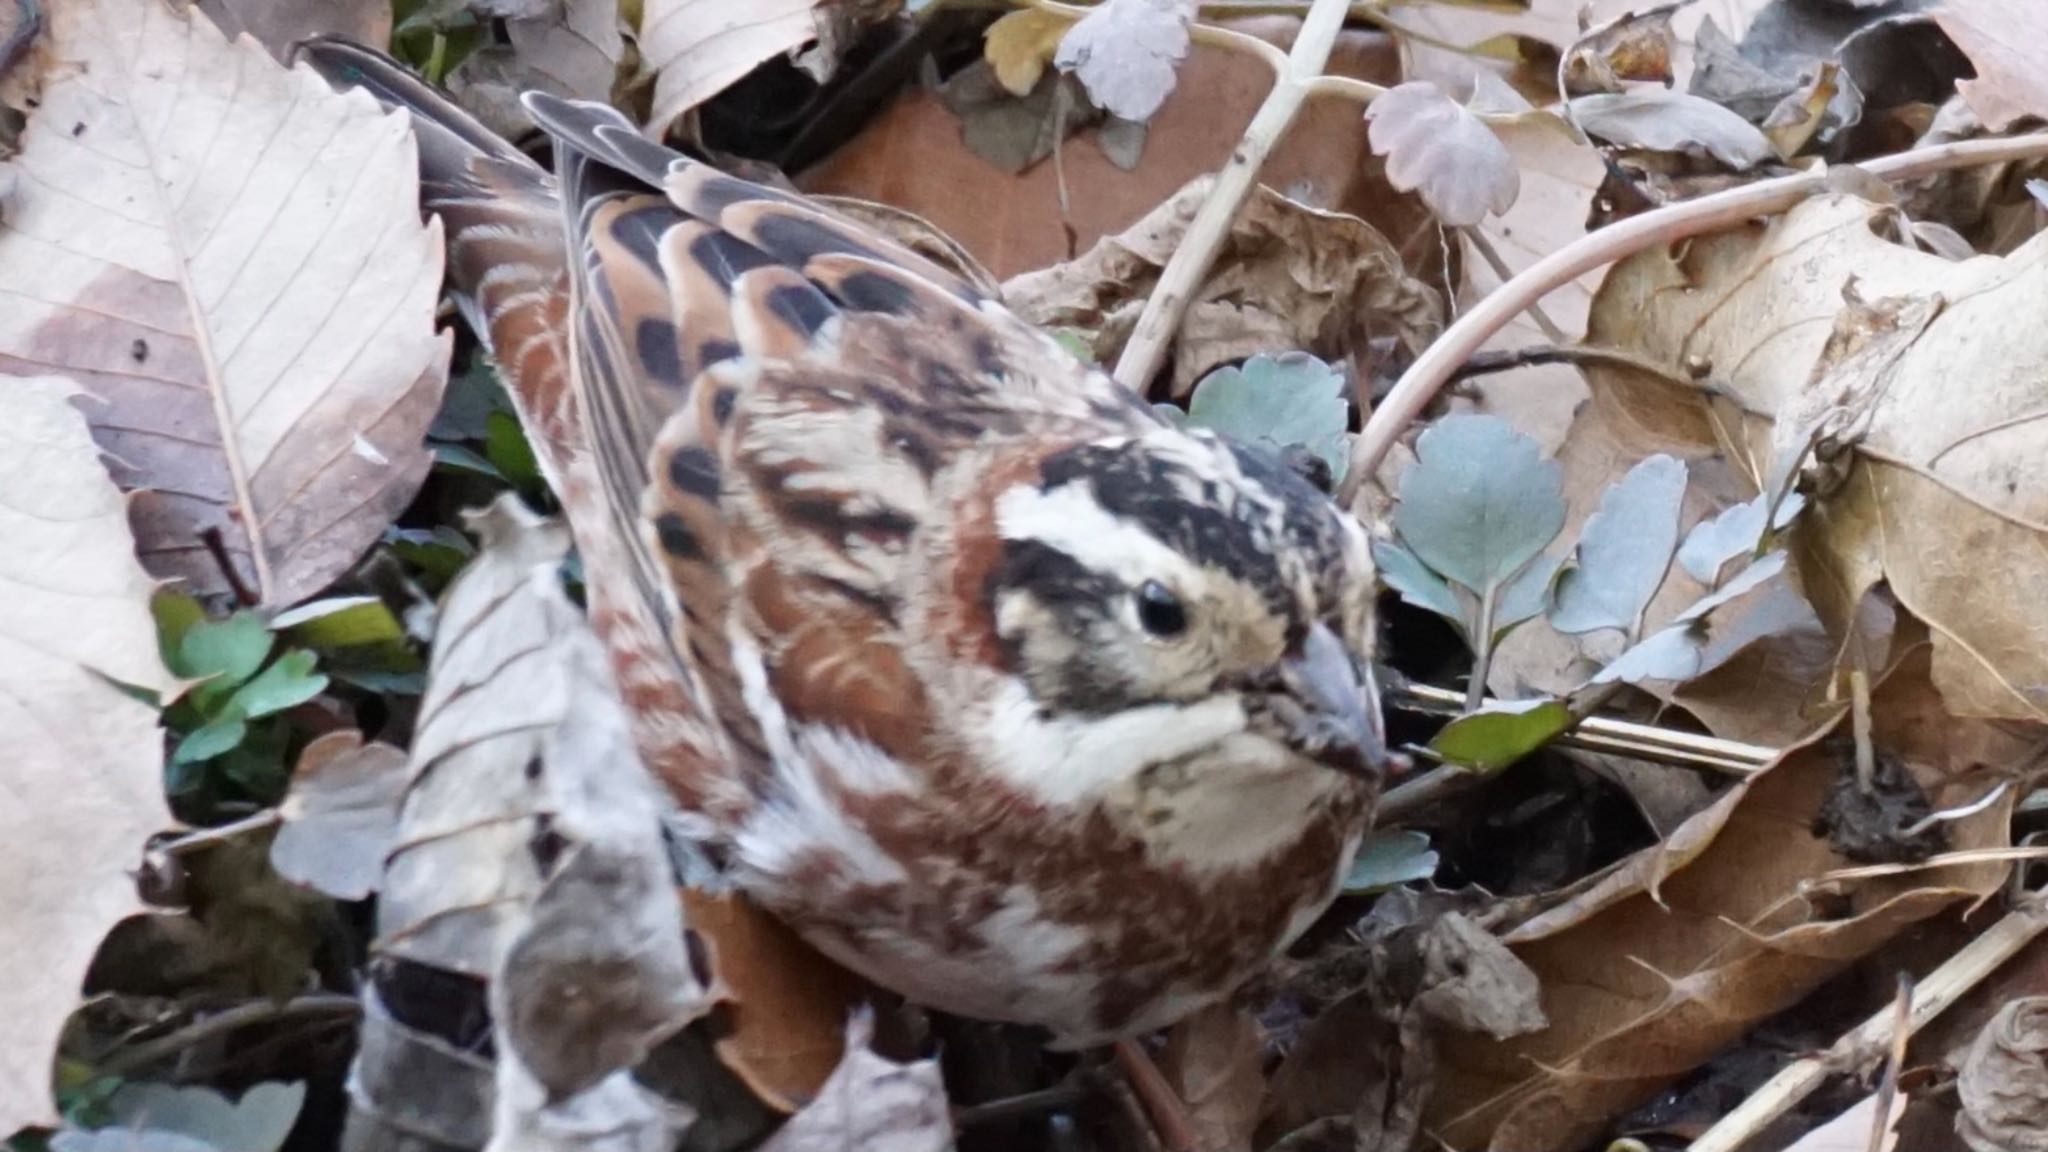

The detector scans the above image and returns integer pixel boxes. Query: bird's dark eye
[1135,580,1188,637]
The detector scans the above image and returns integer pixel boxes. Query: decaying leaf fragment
[1585,193,2048,721]
[1956,996,2048,1152]
[360,496,714,1151]
[0,0,449,607]
[0,376,178,1137]
[1003,178,1441,391]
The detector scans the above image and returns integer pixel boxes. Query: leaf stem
[153,808,284,857]
[1108,0,1356,391]
[1464,589,1498,712]
[1345,132,2048,493]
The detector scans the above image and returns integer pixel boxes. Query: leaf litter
[8,2,2048,1152]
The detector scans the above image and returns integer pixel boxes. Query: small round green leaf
[1431,697,1571,773]
[1393,414,1565,597]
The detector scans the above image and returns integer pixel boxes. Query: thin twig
[199,526,261,606]
[1462,227,1568,342]
[1346,133,2048,493]
[152,809,283,857]
[99,994,362,1076]
[1449,342,1705,391]
[1686,904,2048,1152]
[1865,975,1912,1152]
[1109,0,1357,391]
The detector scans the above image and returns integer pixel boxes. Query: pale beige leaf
[1936,0,2048,133]
[0,375,175,1136]
[1366,81,1518,228]
[642,0,819,134]
[0,0,449,607]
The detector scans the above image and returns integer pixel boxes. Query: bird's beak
[1277,623,1390,780]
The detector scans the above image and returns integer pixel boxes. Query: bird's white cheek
[978,680,1249,807]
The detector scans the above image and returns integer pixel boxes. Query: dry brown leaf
[756,1012,951,1152]
[0,0,448,607]
[270,730,407,901]
[982,8,1069,98]
[187,0,391,62]
[799,18,1416,282]
[1426,644,2018,1152]
[1569,88,1776,168]
[0,375,176,1136]
[1935,0,2048,133]
[680,887,865,1114]
[1957,997,2048,1152]
[1585,193,2048,722]
[1365,81,1520,227]
[1158,1005,1266,1152]
[1562,7,1677,94]
[641,0,818,134]
[1003,178,1441,392]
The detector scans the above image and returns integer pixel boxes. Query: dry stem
[1109,0,1359,390]
[1686,904,2048,1152]
[1346,133,2048,491]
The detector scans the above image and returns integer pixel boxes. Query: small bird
[302,41,1392,1048]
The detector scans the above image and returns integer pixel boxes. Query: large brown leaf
[0,0,448,606]
[1425,640,2019,1151]
[0,376,176,1135]
[1583,193,2048,722]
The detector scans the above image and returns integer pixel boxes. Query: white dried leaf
[1053,0,1195,123]
[1366,81,1520,227]
[1570,89,1776,169]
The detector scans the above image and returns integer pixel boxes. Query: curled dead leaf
[642,0,819,133]
[0,0,449,606]
[1957,996,2048,1152]
[1003,177,1441,392]
[756,1012,951,1152]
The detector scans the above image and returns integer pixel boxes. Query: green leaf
[1431,697,1571,773]
[1392,414,1565,599]
[1186,352,1352,482]
[432,442,506,481]
[1341,830,1440,894]
[152,590,206,670]
[485,410,542,492]
[1549,454,1688,636]
[388,525,475,589]
[271,596,406,649]
[228,650,328,719]
[1372,538,1464,625]
[173,713,248,768]
[428,358,514,442]
[176,613,275,710]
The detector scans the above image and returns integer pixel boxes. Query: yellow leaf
[983,8,1069,97]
